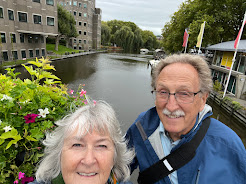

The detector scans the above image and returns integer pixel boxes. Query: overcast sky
[96,0,186,36]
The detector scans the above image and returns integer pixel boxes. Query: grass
[46,44,81,55]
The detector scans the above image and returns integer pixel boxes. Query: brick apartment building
[0,0,101,61]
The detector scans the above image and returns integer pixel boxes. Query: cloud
[96,0,185,35]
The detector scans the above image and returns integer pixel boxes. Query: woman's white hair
[35,99,134,183]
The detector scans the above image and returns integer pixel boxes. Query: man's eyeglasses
[151,90,202,104]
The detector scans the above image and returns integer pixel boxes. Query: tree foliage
[115,26,134,52]
[161,0,246,53]
[101,20,159,53]
[58,5,78,39]
[101,21,111,46]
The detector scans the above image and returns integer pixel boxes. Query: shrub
[231,101,243,111]
[213,80,222,92]
[0,58,88,183]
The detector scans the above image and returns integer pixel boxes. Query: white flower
[38,108,49,118]
[3,125,12,132]
[1,95,13,102]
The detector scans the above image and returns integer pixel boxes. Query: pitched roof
[206,40,246,52]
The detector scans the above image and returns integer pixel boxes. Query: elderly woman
[29,100,134,184]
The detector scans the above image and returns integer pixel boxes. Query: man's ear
[199,92,209,112]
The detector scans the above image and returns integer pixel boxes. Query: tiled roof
[206,40,246,52]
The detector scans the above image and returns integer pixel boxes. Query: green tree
[132,29,144,53]
[161,0,246,53]
[57,5,78,49]
[142,30,158,50]
[101,21,111,46]
[114,26,134,52]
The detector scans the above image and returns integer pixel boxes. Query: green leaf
[30,127,44,140]
[10,84,27,98]
[25,136,37,142]
[0,129,18,139]
[21,64,37,76]
[28,60,43,68]
[27,83,37,90]
[0,139,4,145]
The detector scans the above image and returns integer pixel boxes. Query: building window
[84,3,87,8]
[36,49,40,57]
[46,0,54,6]
[29,50,34,58]
[28,35,33,43]
[18,12,27,22]
[0,7,3,18]
[79,21,82,26]
[34,36,39,43]
[3,51,8,61]
[73,46,77,49]
[79,39,82,43]
[84,22,87,27]
[74,39,76,43]
[84,32,86,36]
[33,15,41,24]
[74,11,76,16]
[79,31,82,35]
[8,10,14,20]
[47,17,54,26]
[79,3,82,7]
[1,33,6,43]
[84,40,86,44]
[73,1,77,6]
[12,51,18,60]
[79,12,82,17]
[42,49,45,56]
[20,34,25,43]
[21,50,26,59]
[41,36,44,43]
[33,0,40,3]
[83,13,87,17]
[10,33,16,43]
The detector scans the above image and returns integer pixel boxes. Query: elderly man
[126,54,246,184]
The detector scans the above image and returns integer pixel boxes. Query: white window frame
[7,9,15,21]
[9,32,16,43]
[0,6,4,19]
[46,16,55,26]
[17,11,28,22]
[0,32,7,43]
[33,13,42,24]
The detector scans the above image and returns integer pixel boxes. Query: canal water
[16,52,246,145]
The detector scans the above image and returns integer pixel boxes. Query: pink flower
[24,114,39,124]
[69,89,74,94]
[93,100,96,105]
[14,180,18,184]
[18,172,25,180]
[21,176,34,184]
[80,89,86,97]
[83,100,88,105]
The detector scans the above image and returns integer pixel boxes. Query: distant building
[0,0,58,61]
[57,0,101,50]
[206,40,246,99]
[156,35,163,40]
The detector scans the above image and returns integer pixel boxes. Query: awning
[16,30,58,36]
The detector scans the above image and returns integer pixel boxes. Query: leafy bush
[213,80,222,92]
[0,58,87,183]
[231,101,243,111]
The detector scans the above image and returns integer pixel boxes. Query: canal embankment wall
[208,92,246,126]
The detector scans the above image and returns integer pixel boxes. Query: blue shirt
[159,122,180,184]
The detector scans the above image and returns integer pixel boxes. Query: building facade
[0,0,58,61]
[206,40,246,99]
[57,0,101,51]
[0,0,101,61]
